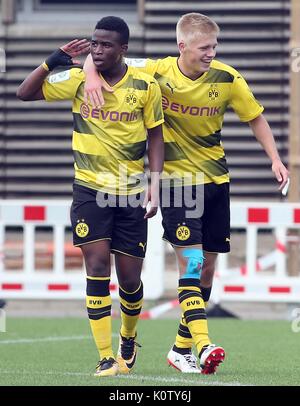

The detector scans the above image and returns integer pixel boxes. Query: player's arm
[83,53,114,107]
[16,39,90,101]
[248,114,289,191]
[142,79,165,219]
[229,72,289,191]
[83,54,157,107]
[144,124,164,219]
[16,65,49,100]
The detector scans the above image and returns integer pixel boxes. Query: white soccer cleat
[167,348,201,373]
[199,344,225,374]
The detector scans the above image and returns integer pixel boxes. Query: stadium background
[0,0,300,387]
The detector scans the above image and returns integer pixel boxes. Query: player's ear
[178,41,185,54]
[121,44,128,55]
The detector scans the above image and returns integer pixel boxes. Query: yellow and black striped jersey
[126,57,264,186]
[42,66,164,194]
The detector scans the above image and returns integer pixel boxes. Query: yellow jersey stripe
[42,67,164,194]
[133,56,264,185]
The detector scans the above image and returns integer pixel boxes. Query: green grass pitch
[0,318,299,386]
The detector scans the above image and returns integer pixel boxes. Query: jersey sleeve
[229,72,264,122]
[125,58,159,77]
[143,78,164,129]
[42,68,84,101]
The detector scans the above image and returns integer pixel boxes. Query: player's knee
[85,256,110,278]
[181,248,204,279]
[118,278,141,293]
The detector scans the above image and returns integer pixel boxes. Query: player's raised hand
[272,158,289,191]
[44,39,90,72]
[60,39,91,64]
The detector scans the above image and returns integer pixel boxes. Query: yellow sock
[174,296,210,349]
[178,278,211,355]
[175,313,194,349]
[119,282,143,338]
[86,276,114,360]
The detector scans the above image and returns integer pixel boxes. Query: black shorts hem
[74,237,111,247]
[162,237,203,248]
[110,248,145,259]
[203,247,231,254]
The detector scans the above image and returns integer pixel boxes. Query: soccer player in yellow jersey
[17,16,164,377]
[84,12,289,375]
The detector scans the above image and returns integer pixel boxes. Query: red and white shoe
[167,348,201,373]
[199,344,225,374]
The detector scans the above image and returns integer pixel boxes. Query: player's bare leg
[201,252,218,292]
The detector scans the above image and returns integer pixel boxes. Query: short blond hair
[176,13,220,44]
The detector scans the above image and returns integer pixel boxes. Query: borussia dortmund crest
[75,219,89,238]
[125,89,138,107]
[208,84,219,101]
[176,224,191,241]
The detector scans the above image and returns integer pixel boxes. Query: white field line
[0,333,118,344]
[0,335,252,386]
[0,369,251,386]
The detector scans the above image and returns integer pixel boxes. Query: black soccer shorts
[160,182,230,253]
[70,183,148,258]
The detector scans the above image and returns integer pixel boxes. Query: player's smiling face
[179,33,218,74]
[91,29,127,72]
